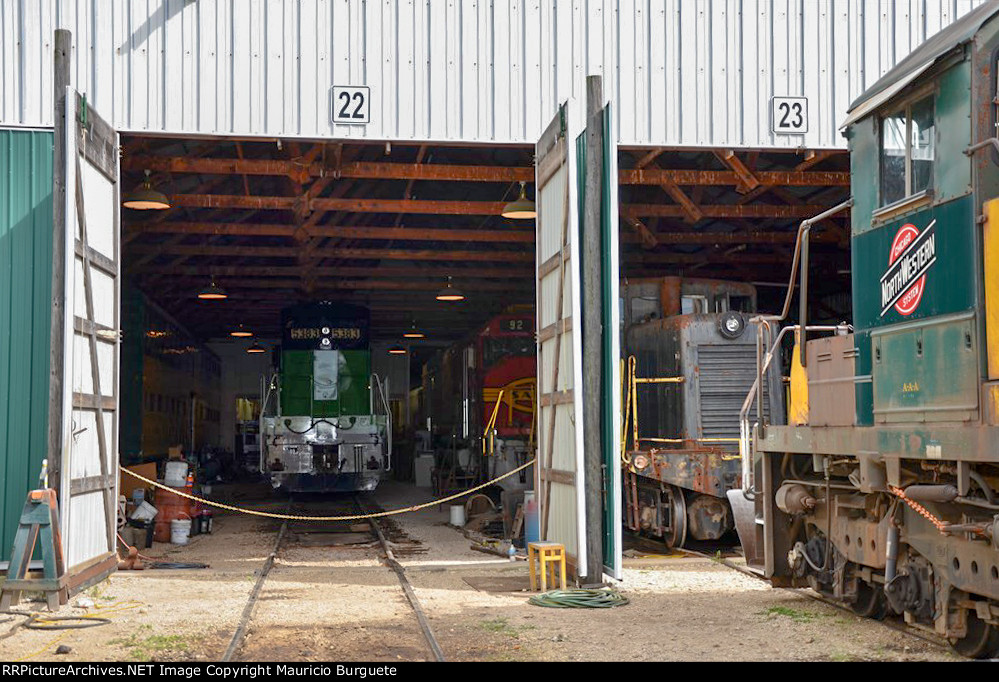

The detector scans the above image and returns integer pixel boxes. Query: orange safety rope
[889,485,949,534]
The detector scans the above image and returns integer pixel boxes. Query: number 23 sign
[771,96,808,135]
[330,86,370,125]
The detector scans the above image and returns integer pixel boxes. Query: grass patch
[478,618,533,639]
[108,633,190,661]
[760,605,823,623]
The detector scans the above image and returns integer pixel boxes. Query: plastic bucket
[170,516,192,545]
[130,500,158,522]
[164,461,188,487]
[449,504,466,527]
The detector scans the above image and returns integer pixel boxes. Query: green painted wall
[0,129,54,562]
[119,283,145,461]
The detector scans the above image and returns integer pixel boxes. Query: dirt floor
[0,479,962,662]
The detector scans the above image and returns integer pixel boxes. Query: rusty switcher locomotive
[735,2,999,658]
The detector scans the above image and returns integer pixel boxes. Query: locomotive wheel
[948,611,999,659]
[663,485,688,549]
[850,580,889,621]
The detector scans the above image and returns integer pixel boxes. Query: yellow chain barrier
[120,459,536,522]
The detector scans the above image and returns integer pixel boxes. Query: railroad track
[221,493,445,662]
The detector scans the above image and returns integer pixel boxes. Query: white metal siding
[0,1,989,147]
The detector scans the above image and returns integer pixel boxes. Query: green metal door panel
[852,197,978,331]
[872,314,979,422]
[853,329,875,426]
[280,350,371,417]
[573,103,622,579]
[935,63,973,203]
[599,104,621,578]
[0,129,54,562]
[847,117,881,238]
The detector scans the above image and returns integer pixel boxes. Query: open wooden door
[51,87,121,591]
[534,88,621,581]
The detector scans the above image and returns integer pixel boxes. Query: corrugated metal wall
[0,129,53,563]
[0,0,989,148]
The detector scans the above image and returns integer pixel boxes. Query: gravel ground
[0,479,962,662]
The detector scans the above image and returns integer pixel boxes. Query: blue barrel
[524,490,540,544]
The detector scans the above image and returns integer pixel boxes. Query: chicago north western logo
[880,220,937,317]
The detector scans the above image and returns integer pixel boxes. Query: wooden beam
[164,194,842,219]
[126,243,534,262]
[134,277,533,292]
[124,220,533,243]
[622,203,841,219]
[124,155,848,186]
[137,264,530,279]
[715,150,762,193]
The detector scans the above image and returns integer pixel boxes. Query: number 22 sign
[771,96,808,135]
[330,86,370,125]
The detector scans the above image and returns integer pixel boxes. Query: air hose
[528,588,630,608]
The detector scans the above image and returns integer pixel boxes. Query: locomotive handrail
[965,137,999,156]
[371,373,393,471]
[737,324,848,499]
[737,199,853,499]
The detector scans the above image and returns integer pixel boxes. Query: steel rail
[221,500,292,662]
[356,496,447,662]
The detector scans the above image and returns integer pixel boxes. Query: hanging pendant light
[501,181,536,220]
[388,345,407,355]
[230,324,253,338]
[435,276,465,302]
[197,278,228,300]
[123,169,171,210]
[246,341,266,354]
[403,321,425,339]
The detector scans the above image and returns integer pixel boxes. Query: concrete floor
[0,478,961,662]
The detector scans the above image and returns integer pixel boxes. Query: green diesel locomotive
[737,3,999,657]
[259,302,391,492]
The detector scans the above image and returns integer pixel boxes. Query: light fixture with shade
[246,341,266,354]
[501,181,536,220]
[197,279,228,300]
[403,321,425,339]
[123,169,171,210]
[435,276,465,302]
[388,345,407,355]
[230,324,253,338]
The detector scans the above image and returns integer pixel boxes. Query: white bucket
[449,504,466,527]
[164,461,188,487]
[170,516,193,545]
[130,500,158,522]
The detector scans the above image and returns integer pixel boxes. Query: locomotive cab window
[880,94,935,207]
[681,295,708,315]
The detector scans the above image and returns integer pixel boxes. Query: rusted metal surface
[628,448,740,498]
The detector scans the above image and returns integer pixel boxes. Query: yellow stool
[528,541,567,591]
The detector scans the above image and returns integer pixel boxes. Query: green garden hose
[528,588,629,608]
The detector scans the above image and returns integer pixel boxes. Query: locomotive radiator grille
[696,345,768,442]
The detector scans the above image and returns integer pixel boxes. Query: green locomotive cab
[740,3,999,657]
[259,302,392,493]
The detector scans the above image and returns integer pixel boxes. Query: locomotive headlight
[633,454,650,470]
[320,337,332,348]
[718,312,746,339]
